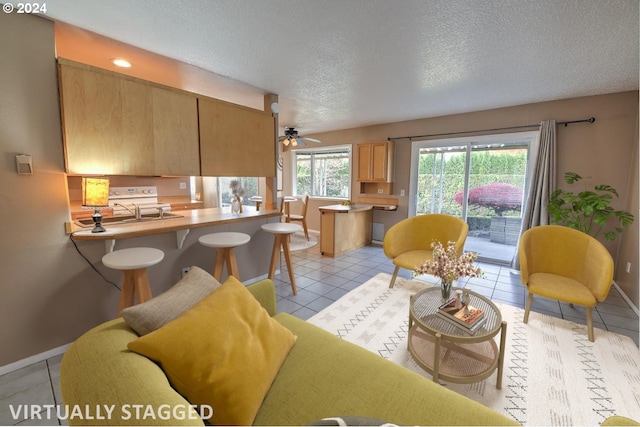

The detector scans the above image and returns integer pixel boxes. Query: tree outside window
[294,146,351,199]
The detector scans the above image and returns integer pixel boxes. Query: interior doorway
[409,132,538,264]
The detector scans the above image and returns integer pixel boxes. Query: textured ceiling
[45,0,639,135]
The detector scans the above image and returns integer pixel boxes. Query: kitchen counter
[319,204,373,257]
[71,207,280,252]
[318,204,374,213]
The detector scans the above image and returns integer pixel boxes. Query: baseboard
[0,343,71,376]
[244,271,277,285]
[612,280,640,316]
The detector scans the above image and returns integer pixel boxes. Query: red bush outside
[454,183,523,216]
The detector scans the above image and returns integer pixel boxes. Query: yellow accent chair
[383,214,469,288]
[518,225,614,342]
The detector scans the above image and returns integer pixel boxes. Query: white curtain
[512,120,557,268]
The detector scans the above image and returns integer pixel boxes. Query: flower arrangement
[414,240,483,284]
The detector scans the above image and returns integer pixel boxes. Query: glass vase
[231,197,242,215]
[440,279,454,300]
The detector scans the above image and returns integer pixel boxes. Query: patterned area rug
[308,273,640,426]
[282,231,318,252]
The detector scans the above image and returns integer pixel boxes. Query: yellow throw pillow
[127,276,296,425]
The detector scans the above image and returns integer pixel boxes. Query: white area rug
[308,273,640,426]
[283,231,318,252]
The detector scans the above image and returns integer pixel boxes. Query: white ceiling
[45,0,639,135]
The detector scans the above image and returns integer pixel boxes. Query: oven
[108,186,172,216]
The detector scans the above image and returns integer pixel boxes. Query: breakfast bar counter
[319,204,373,257]
[71,208,281,252]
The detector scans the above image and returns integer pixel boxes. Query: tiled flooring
[2,238,638,425]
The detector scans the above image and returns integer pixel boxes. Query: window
[293,145,351,198]
[217,177,258,207]
[409,131,537,264]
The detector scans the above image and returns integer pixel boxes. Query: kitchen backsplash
[67,175,192,202]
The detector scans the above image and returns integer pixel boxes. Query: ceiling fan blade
[296,138,306,147]
[302,137,321,143]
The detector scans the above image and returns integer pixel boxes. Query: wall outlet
[377,189,384,194]
[626,262,631,273]
[181,267,191,277]
[179,182,187,190]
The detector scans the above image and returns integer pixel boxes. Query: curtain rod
[387,117,595,141]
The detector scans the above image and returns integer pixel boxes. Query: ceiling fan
[279,127,321,147]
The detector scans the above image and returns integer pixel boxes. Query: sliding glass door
[409,132,538,264]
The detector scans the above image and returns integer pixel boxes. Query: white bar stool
[248,196,263,211]
[199,232,251,281]
[262,222,301,295]
[282,196,297,222]
[102,247,165,316]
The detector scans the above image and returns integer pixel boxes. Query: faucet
[115,203,141,219]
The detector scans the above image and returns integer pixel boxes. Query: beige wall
[282,91,639,307]
[614,113,639,306]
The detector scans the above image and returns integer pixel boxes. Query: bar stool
[262,222,301,295]
[199,232,251,281]
[102,247,165,316]
[248,196,263,211]
[282,196,297,222]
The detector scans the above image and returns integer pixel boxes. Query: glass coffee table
[408,287,507,389]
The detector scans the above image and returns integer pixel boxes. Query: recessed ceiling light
[112,58,131,68]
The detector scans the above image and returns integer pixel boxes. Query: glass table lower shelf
[408,287,507,388]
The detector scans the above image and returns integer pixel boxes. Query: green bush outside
[417,149,527,229]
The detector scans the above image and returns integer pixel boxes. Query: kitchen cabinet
[198,96,275,177]
[58,60,200,176]
[319,204,373,257]
[357,141,394,182]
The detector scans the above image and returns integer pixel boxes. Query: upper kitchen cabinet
[357,141,394,182]
[58,59,200,176]
[199,96,275,177]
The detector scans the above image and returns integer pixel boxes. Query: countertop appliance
[109,186,171,216]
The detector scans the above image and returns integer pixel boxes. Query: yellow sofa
[61,279,518,426]
[383,213,468,288]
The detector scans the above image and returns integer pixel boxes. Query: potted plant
[547,172,634,242]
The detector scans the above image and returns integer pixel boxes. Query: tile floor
[2,239,638,425]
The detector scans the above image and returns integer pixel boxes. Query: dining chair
[285,195,310,240]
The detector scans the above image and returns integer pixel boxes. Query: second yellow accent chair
[518,225,614,342]
[383,214,469,288]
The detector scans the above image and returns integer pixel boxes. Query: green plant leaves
[547,171,634,242]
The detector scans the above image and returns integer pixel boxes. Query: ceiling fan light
[291,139,298,147]
[282,137,290,146]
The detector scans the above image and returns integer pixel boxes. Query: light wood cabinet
[198,96,275,177]
[319,205,373,257]
[58,60,200,176]
[357,141,394,182]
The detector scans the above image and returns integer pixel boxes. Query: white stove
[109,186,171,216]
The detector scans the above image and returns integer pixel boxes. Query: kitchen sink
[74,212,184,228]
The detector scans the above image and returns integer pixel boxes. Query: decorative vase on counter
[231,197,242,215]
[440,279,455,300]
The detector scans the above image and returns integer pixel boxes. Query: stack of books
[436,297,486,332]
